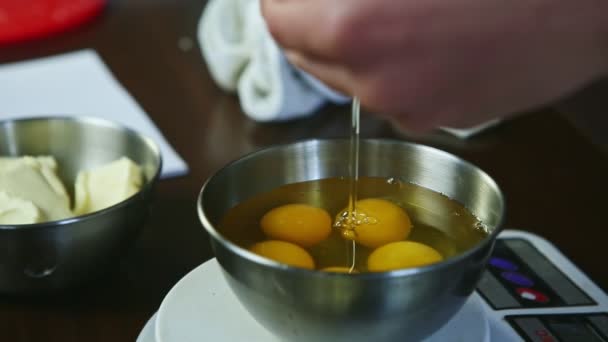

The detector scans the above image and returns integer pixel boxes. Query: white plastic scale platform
[137,230,608,342]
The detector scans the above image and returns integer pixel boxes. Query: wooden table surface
[1,0,607,341]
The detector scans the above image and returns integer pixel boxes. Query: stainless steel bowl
[198,139,504,342]
[0,116,162,294]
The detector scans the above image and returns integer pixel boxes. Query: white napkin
[198,0,348,122]
[0,50,189,178]
[197,0,499,137]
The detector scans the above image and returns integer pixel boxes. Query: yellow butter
[73,157,143,215]
[0,191,41,225]
[0,156,73,223]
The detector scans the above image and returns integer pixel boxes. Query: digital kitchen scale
[479,230,608,341]
[137,230,608,342]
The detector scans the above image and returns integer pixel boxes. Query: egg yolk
[249,240,315,269]
[336,198,412,248]
[367,241,443,272]
[261,204,332,247]
[321,266,359,274]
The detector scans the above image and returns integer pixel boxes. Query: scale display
[507,313,608,342]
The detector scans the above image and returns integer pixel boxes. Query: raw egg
[337,198,412,248]
[261,204,332,247]
[367,241,443,272]
[249,240,315,269]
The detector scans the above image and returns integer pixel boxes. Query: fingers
[285,50,356,97]
[286,50,436,132]
[286,50,443,133]
[261,0,344,60]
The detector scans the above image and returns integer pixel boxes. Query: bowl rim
[197,137,506,279]
[0,115,163,230]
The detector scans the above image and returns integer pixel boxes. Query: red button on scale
[0,0,106,45]
[516,288,550,303]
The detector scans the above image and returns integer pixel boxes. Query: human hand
[261,0,608,132]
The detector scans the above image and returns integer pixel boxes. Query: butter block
[0,156,73,223]
[74,157,143,215]
[0,191,41,225]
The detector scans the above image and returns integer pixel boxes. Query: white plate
[155,258,489,342]
[137,312,157,342]
[155,259,277,342]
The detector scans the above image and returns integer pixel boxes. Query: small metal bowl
[0,116,162,294]
[198,139,505,342]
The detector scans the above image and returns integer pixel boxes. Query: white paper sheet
[0,49,189,178]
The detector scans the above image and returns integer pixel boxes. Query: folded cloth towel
[197,0,499,137]
[198,0,348,122]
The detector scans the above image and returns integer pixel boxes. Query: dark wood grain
[1,0,607,341]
